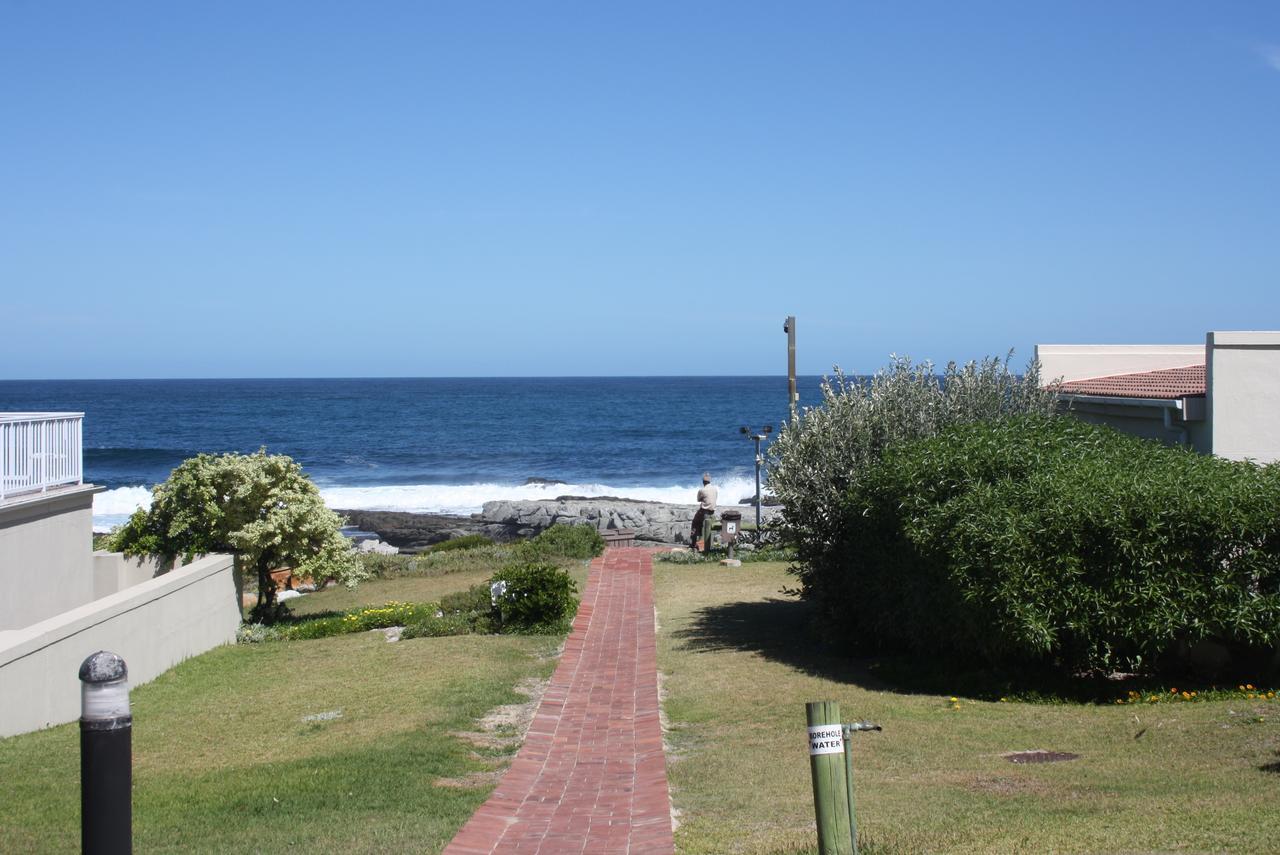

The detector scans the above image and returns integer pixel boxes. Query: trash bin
[719,510,742,548]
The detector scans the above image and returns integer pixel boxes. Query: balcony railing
[0,413,84,503]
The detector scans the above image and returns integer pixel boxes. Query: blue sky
[2,2,1278,378]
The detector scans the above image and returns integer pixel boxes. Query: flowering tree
[110,450,366,620]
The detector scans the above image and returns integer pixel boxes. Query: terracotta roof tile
[1058,364,1205,400]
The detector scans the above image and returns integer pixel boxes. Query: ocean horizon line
[1,373,830,383]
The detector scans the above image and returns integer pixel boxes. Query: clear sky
[2,2,1278,378]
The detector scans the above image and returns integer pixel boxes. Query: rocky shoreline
[336,497,783,552]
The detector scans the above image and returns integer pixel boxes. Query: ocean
[0,377,824,530]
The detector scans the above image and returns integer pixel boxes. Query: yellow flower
[1247,684,1255,690]
[949,697,959,703]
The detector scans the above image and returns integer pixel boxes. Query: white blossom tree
[111,450,366,620]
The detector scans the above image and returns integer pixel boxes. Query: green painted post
[806,701,854,854]
[701,514,714,555]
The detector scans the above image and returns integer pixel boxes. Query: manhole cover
[1003,750,1080,764]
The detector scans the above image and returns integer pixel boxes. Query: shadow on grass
[673,596,1170,704]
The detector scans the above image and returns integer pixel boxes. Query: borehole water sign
[807,724,844,755]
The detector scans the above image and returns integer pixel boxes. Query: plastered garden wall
[0,553,238,738]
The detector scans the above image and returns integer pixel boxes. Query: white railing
[0,413,84,503]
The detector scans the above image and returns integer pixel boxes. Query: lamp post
[740,425,773,532]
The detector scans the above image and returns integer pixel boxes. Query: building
[1036,331,1280,465]
[0,412,239,737]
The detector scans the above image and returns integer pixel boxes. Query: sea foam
[318,476,762,515]
[93,477,763,531]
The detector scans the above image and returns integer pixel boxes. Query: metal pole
[842,724,859,854]
[753,434,762,532]
[786,315,798,423]
[806,701,854,854]
[80,651,132,855]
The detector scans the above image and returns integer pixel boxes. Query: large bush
[768,353,1058,588]
[820,415,1280,673]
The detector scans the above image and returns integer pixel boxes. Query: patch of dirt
[1003,750,1081,764]
[434,770,505,789]
[966,775,1050,797]
[450,676,548,752]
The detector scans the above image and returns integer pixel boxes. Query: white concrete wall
[0,485,103,631]
[1208,331,1280,464]
[92,551,171,600]
[0,553,238,738]
[1036,344,1204,383]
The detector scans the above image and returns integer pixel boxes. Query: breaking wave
[91,477,764,530]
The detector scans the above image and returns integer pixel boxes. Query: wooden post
[807,701,854,854]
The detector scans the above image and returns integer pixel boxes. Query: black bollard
[79,651,132,854]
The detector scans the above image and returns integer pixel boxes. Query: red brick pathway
[444,548,676,854]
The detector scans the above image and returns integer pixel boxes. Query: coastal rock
[334,510,492,552]
[337,500,784,549]
[479,498,783,545]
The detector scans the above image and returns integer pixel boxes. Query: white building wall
[1208,331,1280,464]
[1036,343,1204,383]
[0,486,103,630]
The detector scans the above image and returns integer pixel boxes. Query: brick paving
[443,547,676,855]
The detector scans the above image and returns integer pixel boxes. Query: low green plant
[522,523,605,560]
[428,534,496,553]
[490,562,579,633]
[655,546,796,565]
[400,612,476,639]
[245,601,441,642]
[437,584,501,634]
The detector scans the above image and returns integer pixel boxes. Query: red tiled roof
[1057,364,1205,400]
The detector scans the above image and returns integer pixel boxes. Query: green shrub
[768,353,1058,599]
[490,562,579,633]
[357,552,417,578]
[526,523,605,560]
[819,415,1280,673]
[438,584,500,634]
[428,534,495,553]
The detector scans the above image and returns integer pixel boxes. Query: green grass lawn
[0,572,563,854]
[284,552,591,618]
[656,561,1280,854]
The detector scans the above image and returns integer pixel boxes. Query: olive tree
[110,450,366,620]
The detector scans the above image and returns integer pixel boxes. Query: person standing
[690,472,718,551]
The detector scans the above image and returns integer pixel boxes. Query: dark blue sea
[0,377,824,528]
